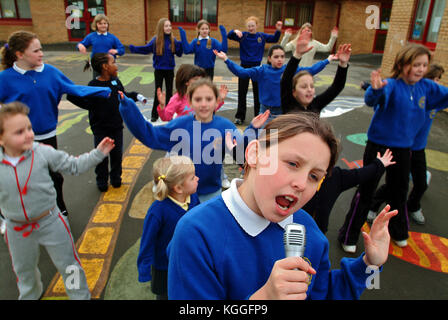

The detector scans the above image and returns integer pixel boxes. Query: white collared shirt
[222,178,292,237]
[198,35,210,41]
[97,31,108,36]
[13,62,44,74]
[12,62,55,140]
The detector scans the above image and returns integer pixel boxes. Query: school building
[1,0,447,85]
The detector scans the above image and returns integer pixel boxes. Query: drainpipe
[144,0,148,43]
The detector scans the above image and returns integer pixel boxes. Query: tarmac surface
[1,46,448,300]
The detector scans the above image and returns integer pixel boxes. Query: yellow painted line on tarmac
[42,139,152,299]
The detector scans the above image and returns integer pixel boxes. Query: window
[0,0,31,19]
[410,0,446,49]
[170,0,217,25]
[265,0,313,28]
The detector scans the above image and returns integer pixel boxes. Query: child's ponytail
[1,31,38,70]
[85,52,110,74]
[152,155,195,201]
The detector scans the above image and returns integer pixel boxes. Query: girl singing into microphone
[167,112,398,300]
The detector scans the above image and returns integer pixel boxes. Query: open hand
[377,149,396,168]
[78,43,87,54]
[363,204,398,267]
[331,26,339,37]
[217,85,228,105]
[97,137,115,155]
[295,29,313,57]
[336,43,351,67]
[370,69,388,90]
[157,87,166,108]
[251,110,270,129]
[225,131,237,151]
[213,50,228,61]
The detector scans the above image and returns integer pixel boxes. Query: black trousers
[235,64,260,121]
[204,67,214,81]
[34,136,67,213]
[338,141,411,245]
[93,130,123,188]
[152,69,174,120]
[371,148,428,213]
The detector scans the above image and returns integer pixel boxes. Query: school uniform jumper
[119,95,243,197]
[0,143,107,300]
[130,34,183,121]
[168,179,375,300]
[281,55,348,115]
[224,57,329,117]
[178,25,228,80]
[228,29,281,120]
[0,63,112,213]
[78,31,125,58]
[338,78,448,245]
[137,194,200,295]
[67,77,140,188]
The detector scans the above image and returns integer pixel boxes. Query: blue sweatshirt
[0,64,111,135]
[228,30,281,66]
[178,25,228,69]
[118,95,243,195]
[137,193,200,282]
[365,78,448,148]
[224,58,329,107]
[168,179,374,300]
[129,34,183,70]
[78,32,125,57]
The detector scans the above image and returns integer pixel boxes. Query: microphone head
[283,223,306,258]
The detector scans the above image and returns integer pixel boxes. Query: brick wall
[29,0,67,43]
[107,0,146,46]
[312,0,338,47]
[338,0,379,55]
[380,0,416,77]
[433,2,448,87]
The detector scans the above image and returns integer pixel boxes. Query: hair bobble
[3,43,9,50]
[158,175,166,181]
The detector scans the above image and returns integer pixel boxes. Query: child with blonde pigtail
[137,155,200,300]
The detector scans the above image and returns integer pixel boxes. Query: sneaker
[234,118,243,125]
[150,117,158,122]
[221,178,231,189]
[394,239,408,247]
[341,243,357,253]
[0,219,6,236]
[367,210,377,224]
[410,209,425,225]
[426,170,431,186]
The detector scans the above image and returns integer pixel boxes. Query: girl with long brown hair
[129,18,183,122]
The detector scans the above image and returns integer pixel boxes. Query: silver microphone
[283,223,306,258]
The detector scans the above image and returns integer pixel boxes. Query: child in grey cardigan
[0,102,115,300]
